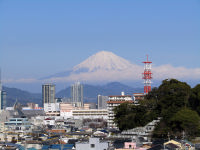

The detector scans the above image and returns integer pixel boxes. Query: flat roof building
[107,92,133,128]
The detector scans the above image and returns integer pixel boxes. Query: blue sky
[0,0,200,83]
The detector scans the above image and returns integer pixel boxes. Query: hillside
[2,86,42,106]
[3,82,143,106]
[56,82,143,103]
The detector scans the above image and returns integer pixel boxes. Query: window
[90,144,95,148]
[10,119,16,121]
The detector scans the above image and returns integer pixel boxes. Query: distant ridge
[3,86,42,106]
[3,82,143,106]
[56,82,143,103]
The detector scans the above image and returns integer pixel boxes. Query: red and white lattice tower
[142,55,152,94]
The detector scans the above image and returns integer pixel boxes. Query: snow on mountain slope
[73,51,134,72]
[43,51,200,83]
[44,51,143,83]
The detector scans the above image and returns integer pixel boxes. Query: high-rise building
[98,95,108,109]
[42,84,55,106]
[71,82,83,107]
[0,70,6,110]
[0,91,6,110]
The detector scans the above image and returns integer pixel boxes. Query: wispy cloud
[3,78,39,84]
[154,64,200,80]
[41,64,200,83]
[3,65,200,84]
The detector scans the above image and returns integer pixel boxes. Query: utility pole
[181,131,185,149]
[167,132,170,141]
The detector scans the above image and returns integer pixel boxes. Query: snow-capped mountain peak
[41,50,200,83]
[73,51,133,72]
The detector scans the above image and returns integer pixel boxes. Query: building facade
[44,103,60,116]
[71,82,83,107]
[133,93,145,103]
[0,71,6,110]
[4,118,32,132]
[42,84,55,105]
[98,95,108,109]
[0,91,6,110]
[72,109,108,119]
[76,138,109,150]
[60,102,107,119]
[107,93,133,128]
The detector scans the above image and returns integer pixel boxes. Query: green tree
[157,79,191,119]
[113,102,132,130]
[188,84,200,115]
[170,108,200,138]
[113,102,148,131]
[113,79,200,139]
[152,79,192,138]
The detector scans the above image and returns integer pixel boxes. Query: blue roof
[27,148,37,150]
[4,143,25,150]
[42,144,74,150]
[100,129,109,133]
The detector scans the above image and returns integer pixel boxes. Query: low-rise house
[120,119,160,142]
[76,137,109,150]
[164,140,182,150]
[44,117,55,126]
[115,142,147,150]
[164,140,195,150]
[4,117,32,132]
[68,132,91,139]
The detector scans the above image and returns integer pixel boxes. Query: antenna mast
[142,55,152,94]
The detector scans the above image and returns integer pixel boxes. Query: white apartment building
[60,102,108,119]
[107,92,133,128]
[44,103,60,116]
[72,109,108,119]
[133,93,145,103]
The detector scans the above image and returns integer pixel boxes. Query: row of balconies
[73,113,108,116]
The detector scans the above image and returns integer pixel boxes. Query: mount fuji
[4,51,200,93]
[41,50,200,87]
[42,51,143,83]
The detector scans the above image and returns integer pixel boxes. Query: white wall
[44,103,60,112]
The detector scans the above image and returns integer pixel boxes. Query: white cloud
[3,65,200,84]
[47,64,200,83]
[154,64,200,80]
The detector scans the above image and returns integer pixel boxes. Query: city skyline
[0,0,199,90]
